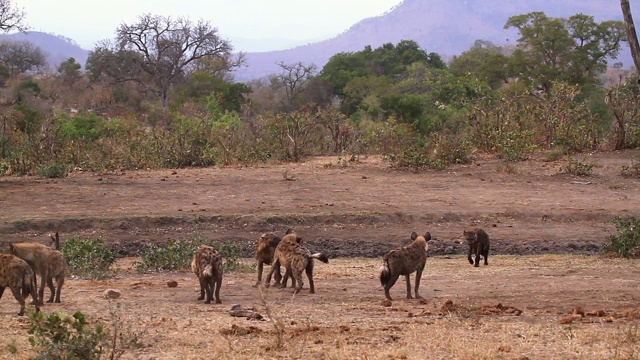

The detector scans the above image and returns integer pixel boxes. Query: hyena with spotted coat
[7,242,66,304]
[463,228,490,267]
[265,233,329,294]
[191,245,223,304]
[254,229,296,288]
[380,231,431,301]
[264,233,302,288]
[0,254,40,315]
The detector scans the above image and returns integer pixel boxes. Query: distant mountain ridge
[237,0,632,81]
[0,31,89,71]
[0,0,634,81]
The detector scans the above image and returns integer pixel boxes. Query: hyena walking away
[254,229,295,287]
[191,245,223,304]
[266,232,329,295]
[0,254,40,315]
[7,242,66,304]
[463,228,490,267]
[380,231,431,301]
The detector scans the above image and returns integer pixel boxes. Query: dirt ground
[1,151,640,359]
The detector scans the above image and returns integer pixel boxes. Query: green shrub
[28,311,108,360]
[135,238,242,273]
[36,162,68,178]
[602,217,640,258]
[559,157,595,176]
[62,237,118,279]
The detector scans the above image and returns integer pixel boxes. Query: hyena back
[0,254,40,316]
[7,242,66,304]
[463,228,490,267]
[192,245,223,304]
[380,231,431,301]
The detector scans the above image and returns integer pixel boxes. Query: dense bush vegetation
[0,12,638,176]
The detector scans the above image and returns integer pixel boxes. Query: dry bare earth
[1,151,640,359]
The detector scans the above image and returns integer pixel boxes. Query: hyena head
[463,229,478,245]
[410,231,431,252]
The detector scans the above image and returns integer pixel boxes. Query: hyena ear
[410,231,418,240]
[285,228,294,235]
[296,236,302,243]
[424,232,432,241]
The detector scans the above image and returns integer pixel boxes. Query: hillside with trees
[0,0,639,180]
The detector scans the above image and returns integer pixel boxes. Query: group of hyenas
[0,233,66,315]
[190,227,490,305]
[0,227,489,314]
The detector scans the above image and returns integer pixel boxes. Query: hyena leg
[214,276,222,304]
[54,276,64,303]
[10,287,26,316]
[204,279,214,304]
[274,264,283,287]
[474,249,481,267]
[384,274,400,301]
[197,278,206,300]
[38,272,48,304]
[414,268,424,299]
[305,260,315,294]
[264,259,279,288]
[46,277,56,303]
[404,274,413,299]
[483,248,489,266]
[468,247,474,265]
[254,261,264,287]
[293,270,304,295]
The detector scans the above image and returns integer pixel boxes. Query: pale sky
[17,0,403,51]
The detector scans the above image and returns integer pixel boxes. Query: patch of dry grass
[0,255,639,359]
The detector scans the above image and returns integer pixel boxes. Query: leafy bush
[559,157,595,176]
[62,237,118,279]
[135,238,242,273]
[602,217,640,258]
[36,162,68,178]
[28,311,108,360]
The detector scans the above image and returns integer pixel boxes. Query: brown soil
[1,151,640,359]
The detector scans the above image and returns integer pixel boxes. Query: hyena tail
[379,260,391,286]
[311,253,329,264]
[202,264,214,278]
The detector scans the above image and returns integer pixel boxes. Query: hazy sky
[17,0,403,51]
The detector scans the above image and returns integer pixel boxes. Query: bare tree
[275,61,317,111]
[0,0,27,32]
[621,0,640,74]
[0,40,47,74]
[89,14,238,125]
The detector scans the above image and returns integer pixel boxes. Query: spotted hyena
[7,242,66,304]
[0,254,40,315]
[379,231,431,301]
[264,233,302,288]
[463,228,490,267]
[254,229,296,287]
[266,232,329,295]
[191,245,223,304]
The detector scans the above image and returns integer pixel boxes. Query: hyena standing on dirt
[380,231,431,301]
[0,254,40,315]
[265,232,329,295]
[254,229,296,287]
[463,228,490,267]
[7,242,66,304]
[263,232,302,289]
[191,245,223,304]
